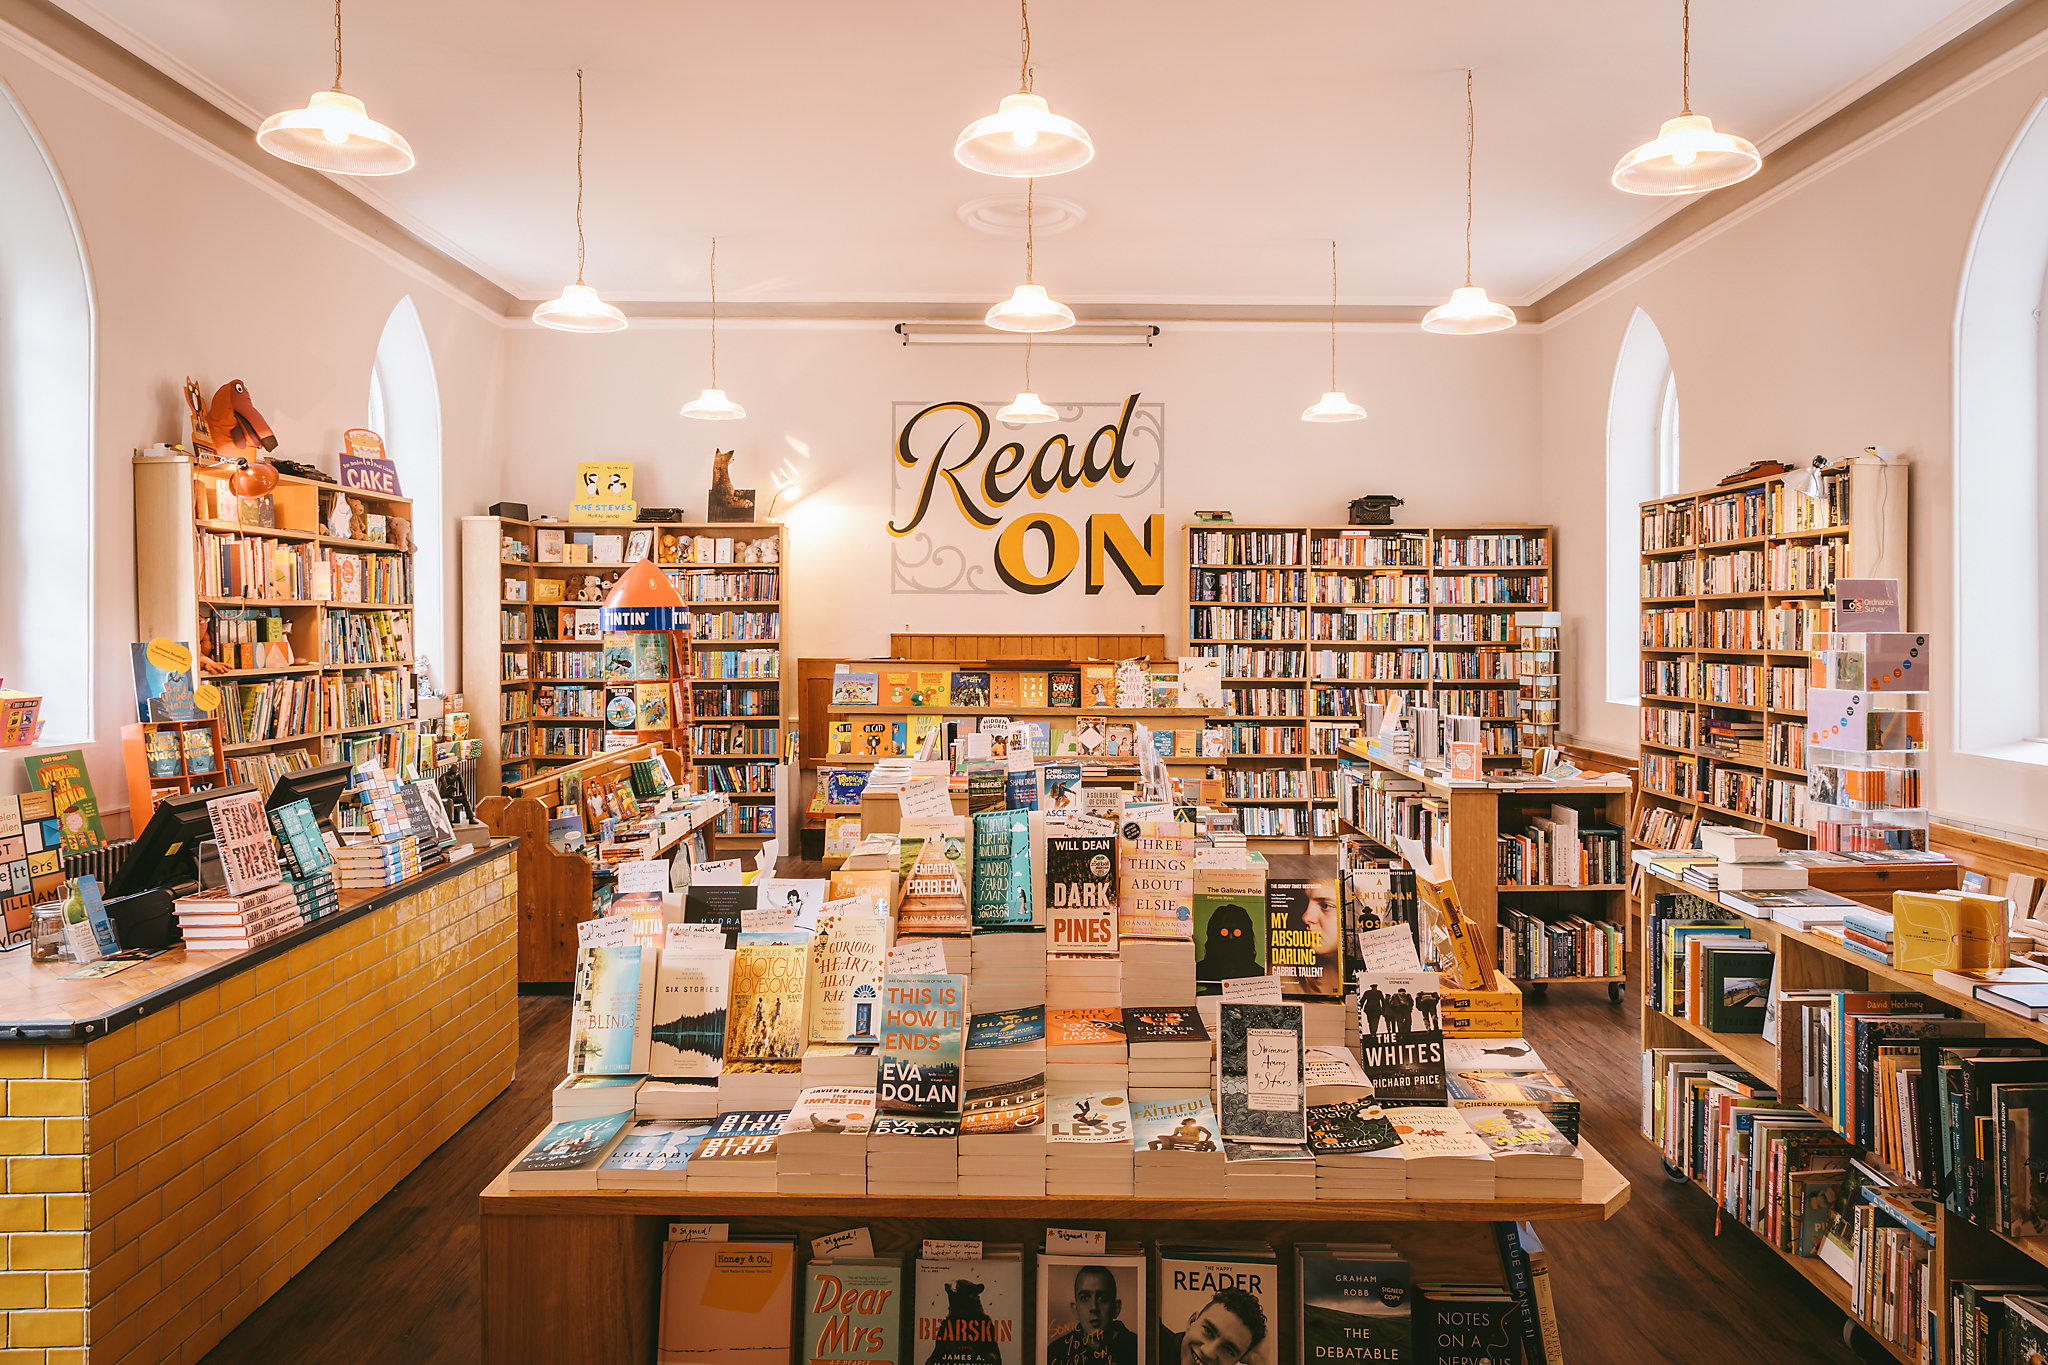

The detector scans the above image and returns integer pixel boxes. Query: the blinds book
[569,944,657,1076]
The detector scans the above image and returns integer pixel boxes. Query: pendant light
[533,70,628,333]
[997,336,1059,424]
[1302,241,1366,423]
[986,179,1075,332]
[1422,70,1517,336]
[954,0,1094,178]
[681,238,746,420]
[256,0,414,176]
[1612,0,1761,196]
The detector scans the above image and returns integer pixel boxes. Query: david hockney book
[1046,835,1118,955]
[1131,1096,1220,1153]
[1353,971,1447,1104]
[659,1239,798,1365]
[917,1254,1023,1365]
[596,1118,713,1187]
[1118,819,1194,941]
[803,1258,903,1365]
[650,947,734,1079]
[1218,1002,1305,1144]
[1155,1244,1277,1365]
[1265,878,1342,999]
[726,942,809,1063]
[809,904,890,1044]
[507,1111,635,1190]
[1305,1099,1401,1156]
[878,973,966,1117]
[568,944,658,1076]
[1194,868,1267,991]
[1295,1246,1412,1364]
[972,810,1034,928]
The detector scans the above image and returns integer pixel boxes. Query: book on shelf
[1294,1244,1411,1365]
[915,1252,1024,1365]
[658,1239,798,1365]
[1035,1252,1146,1365]
[801,1256,902,1365]
[1153,1244,1276,1365]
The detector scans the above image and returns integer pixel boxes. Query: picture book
[1035,1253,1146,1365]
[808,903,889,1044]
[650,947,734,1079]
[802,1257,903,1365]
[569,944,657,1076]
[1354,971,1448,1103]
[636,682,675,729]
[1265,878,1342,998]
[1080,664,1115,709]
[536,529,566,562]
[1155,1245,1276,1365]
[635,634,671,679]
[20,750,104,855]
[1019,673,1050,708]
[131,640,205,721]
[1045,835,1118,955]
[1118,819,1194,940]
[603,640,636,678]
[951,670,991,707]
[1047,670,1081,709]
[181,727,219,776]
[971,809,1034,928]
[1174,656,1224,710]
[725,943,808,1062]
[1131,1095,1220,1153]
[832,671,880,706]
[1218,1001,1306,1144]
[881,669,915,705]
[1296,1247,1412,1364]
[1194,868,1267,989]
[508,1111,634,1189]
[1046,1091,1132,1144]
[916,1255,1023,1365]
[990,671,1020,708]
[1305,1099,1401,1155]
[658,1240,797,1365]
[605,685,639,730]
[144,728,182,779]
[878,973,966,1117]
[913,670,951,706]
[853,719,905,758]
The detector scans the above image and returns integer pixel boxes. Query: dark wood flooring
[201,907,1861,1363]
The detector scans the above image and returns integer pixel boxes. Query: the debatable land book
[802,1258,902,1365]
[1265,877,1343,999]
[1354,971,1448,1104]
[917,1255,1024,1365]
[1046,835,1119,955]
[568,944,657,1076]
[1193,867,1267,990]
[1295,1247,1412,1365]
[726,943,809,1063]
[650,947,734,1079]
[1118,819,1194,940]
[878,973,966,1117]
[1154,1245,1277,1365]
[1217,1001,1306,1144]
[809,905,889,1044]
[1035,1253,1147,1365]
[659,1240,798,1365]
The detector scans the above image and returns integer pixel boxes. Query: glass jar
[29,903,66,963]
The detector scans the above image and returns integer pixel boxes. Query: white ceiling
[53,0,2003,310]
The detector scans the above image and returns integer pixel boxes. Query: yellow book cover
[828,867,897,910]
[1893,890,2006,972]
[534,578,565,602]
[828,720,853,755]
[1019,673,1050,707]
[990,671,1020,707]
[1081,664,1115,709]
[912,670,950,706]
[882,669,915,705]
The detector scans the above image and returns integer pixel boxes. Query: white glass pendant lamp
[681,238,747,420]
[1303,240,1366,423]
[1612,0,1761,196]
[257,0,414,175]
[955,0,1094,177]
[986,180,1076,333]
[1422,70,1517,336]
[998,336,1059,423]
[534,70,627,333]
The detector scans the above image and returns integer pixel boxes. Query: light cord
[1682,0,1692,114]
[709,237,719,386]
[1329,239,1339,390]
[574,69,587,284]
[1025,177,1035,283]
[1025,333,1034,389]
[1463,68,1475,287]
[1020,0,1033,92]
[332,0,344,89]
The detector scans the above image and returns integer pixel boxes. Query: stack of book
[1132,1096,1224,1197]
[1445,1070,1581,1145]
[332,833,423,890]
[1046,953,1121,1008]
[172,883,302,951]
[596,1117,708,1188]
[1120,939,1196,1005]
[799,1043,879,1089]
[775,1087,874,1193]
[958,1119,1046,1196]
[965,1007,1046,1086]
[550,1074,644,1122]
[1301,999,1347,1049]
[717,1060,805,1112]
[866,1121,960,1195]
[1840,906,1897,964]
[687,1111,784,1191]
[1384,1106,1496,1199]
[1123,1005,1210,1096]
[506,1112,635,1190]
[1046,1009,1128,1094]
[1462,1106,1582,1198]
[1223,1142,1317,1200]
[969,927,1047,1012]
[635,1078,719,1121]
[1045,1091,1134,1194]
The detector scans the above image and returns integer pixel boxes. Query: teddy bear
[575,575,607,603]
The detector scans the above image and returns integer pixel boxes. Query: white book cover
[778,1086,877,1137]
[1046,1091,1133,1145]
[649,947,733,1079]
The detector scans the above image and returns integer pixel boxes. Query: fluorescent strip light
[895,322,1158,346]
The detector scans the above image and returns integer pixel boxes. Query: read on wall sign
[888,394,1166,595]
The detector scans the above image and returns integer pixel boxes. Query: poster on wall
[887,393,1165,596]
[573,461,638,522]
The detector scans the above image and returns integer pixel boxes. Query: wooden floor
[201,926,1861,1363]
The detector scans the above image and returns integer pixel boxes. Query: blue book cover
[568,945,653,1076]
[878,973,965,1117]
[971,810,1033,927]
[74,875,120,957]
[966,1005,1045,1051]
[1004,768,1039,811]
[1017,720,1052,760]
[596,1119,712,1178]
[823,769,871,806]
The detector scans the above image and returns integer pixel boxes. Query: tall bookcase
[462,515,790,852]
[1182,523,1556,852]
[1633,459,1908,856]
[134,453,422,794]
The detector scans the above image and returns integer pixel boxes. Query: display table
[0,840,518,1363]
[477,1142,1630,1363]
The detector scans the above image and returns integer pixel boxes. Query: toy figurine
[327,496,355,540]
[708,449,756,523]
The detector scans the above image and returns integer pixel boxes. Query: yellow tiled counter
[0,841,518,1364]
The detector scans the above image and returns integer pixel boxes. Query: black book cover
[684,884,757,948]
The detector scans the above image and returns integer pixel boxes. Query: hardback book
[1155,1244,1276,1365]
[1119,820,1194,941]
[1046,1090,1133,1144]
[606,685,639,731]
[881,669,915,705]
[1996,1083,2048,1236]
[916,1253,1024,1365]
[603,640,637,679]
[595,1118,712,1187]
[1295,1245,1412,1364]
[1019,674,1050,708]
[507,1111,635,1190]
[1265,878,1342,998]
[686,884,758,947]
[1194,867,1268,991]
[1080,665,1115,709]
[650,947,734,1079]
[568,944,658,1076]
[1353,971,1448,1104]
[1046,835,1118,955]
[972,810,1034,928]
[1131,1095,1220,1154]
[658,1239,797,1365]
[1036,1253,1147,1365]
[1414,1285,1519,1365]
[951,671,992,707]
[635,634,671,679]
[809,904,890,1044]
[144,728,182,778]
[1462,1105,1578,1183]
[990,672,1020,708]
[803,1257,903,1365]
[536,529,566,562]
[552,1073,645,1121]
[878,973,966,1117]
[832,671,880,706]
[1218,1001,1306,1144]
[913,670,952,706]
[1047,670,1081,709]
[1305,1099,1401,1156]
[725,943,809,1063]
[1442,1037,1546,1073]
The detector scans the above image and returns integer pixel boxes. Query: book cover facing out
[1353,971,1448,1104]
[972,810,1034,928]
[650,948,733,1078]
[1035,1254,1146,1365]
[726,943,808,1063]
[569,945,651,1076]
[878,973,966,1117]
[1296,1250,1412,1364]
[1046,836,1118,955]
[916,1256,1023,1365]
[1265,878,1342,998]
[802,1259,902,1365]
[1155,1246,1276,1365]
[514,1112,632,1175]
[1218,1002,1305,1144]
[1194,868,1267,990]
[659,1241,797,1365]
[809,908,888,1045]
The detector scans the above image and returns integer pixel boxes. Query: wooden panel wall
[887,633,1168,664]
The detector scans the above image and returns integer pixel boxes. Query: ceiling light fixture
[681,237,746,420]
[256,0,414,175]
[997,336,1059,424]
[1303,240,1366,423]
[1612,0,1761,196]
[1422,69,1517,336]
[986,179,1075,332]
[533,70,627,333]
[954,0,1094,178]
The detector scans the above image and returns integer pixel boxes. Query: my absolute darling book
[1218,1001,1306,1144]
[1354,971,1448,1104]
[878,973,966,1117]
[1265,877,1343,999]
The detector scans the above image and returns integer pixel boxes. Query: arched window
[1955,98,2048,762]
[1606,308,1677,706]
[0,83,93,744]
[367,297,444,689]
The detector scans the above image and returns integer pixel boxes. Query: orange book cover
[881,669,915,705]
[912,670,950,706]
[1081,664,1115,709]
[990,672,1020,707]
[1047,1007,1125,1048]
[657,1241,795,1365]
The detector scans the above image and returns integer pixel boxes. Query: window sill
[1958,739,2048,769]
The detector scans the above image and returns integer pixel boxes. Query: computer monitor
[263,761,352,829]
[107,783,256,899]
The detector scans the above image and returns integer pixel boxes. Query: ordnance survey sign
[888,394,1166,595]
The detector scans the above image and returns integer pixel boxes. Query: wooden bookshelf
[134,454,427,796]
[1183,523,1557,853]
[461,516,790,850]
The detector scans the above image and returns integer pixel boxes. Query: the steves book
[1046,835,1118,955]
[972,810,1034,927]
[659,1239,798,1365]
[568,944,657,1076]
[686,883,758,947]
[1154,1245,1277,1365]
[810,905,890,1044]
[917,1253,1023,1365]
[1296,1246,1412,1365]
[878,973,967,1117]
[1118,819,1194,940]
[650,947,735,1078]
[1193,868,1267,991]
[803,1257,904,1365]
[1265,877,1342,999]
[1353,971,1448,1103]
[726,943,809,1062]
[1218,1001,1305,1144]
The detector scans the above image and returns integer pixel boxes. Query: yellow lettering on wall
[1086,513,1166,596]
[994,513,1081,594]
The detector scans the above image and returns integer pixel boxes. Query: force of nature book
[1295,1247,1412,1365]
[508,1111,635,1190]
[1155,1245,1277,1365]
[962,1073,1048,1136]
[916,1255,1024,1365]
[726,943,809,1063]
[1194,869,1267,990]
[650,947,734,1079]
[658,1240,797,1365]
[568,944,658,1076]
[1218,1001,1306,1144]
[1118,819,1194,940]
[1265,878,1343,999]
[972,810,1034,927]
[1354,971,1448,1104]
[1035,1253,1147,1365]
[1046,835,1118,955]
[803,1257,903,1365]
[809,904,890,1044]
[878,973,966,1117]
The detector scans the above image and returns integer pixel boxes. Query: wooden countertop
[0,838,518,1042]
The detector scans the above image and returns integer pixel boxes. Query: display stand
[118,715,226,826]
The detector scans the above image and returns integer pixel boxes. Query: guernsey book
[568,944,658,1076]
[1218,1001,1306,1144]
[803,1257,903,1365]
[658,1239,798,1365]
[507,1111,635,1190]
[726,942,809,1063]
[1155,1244,1277,1365]
[1046,835,1118,956]
[916,1254,1024,1365]
[1354,971,1448,1104]
[809,904,890,1044]
[650,947,734,1079]
[878,973,966,1117]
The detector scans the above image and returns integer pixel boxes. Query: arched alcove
[1606,307,1676,706]
[367,296,445,689]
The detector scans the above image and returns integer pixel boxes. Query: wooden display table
[0,841,518,1363]
[478,1143,1630,1364]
